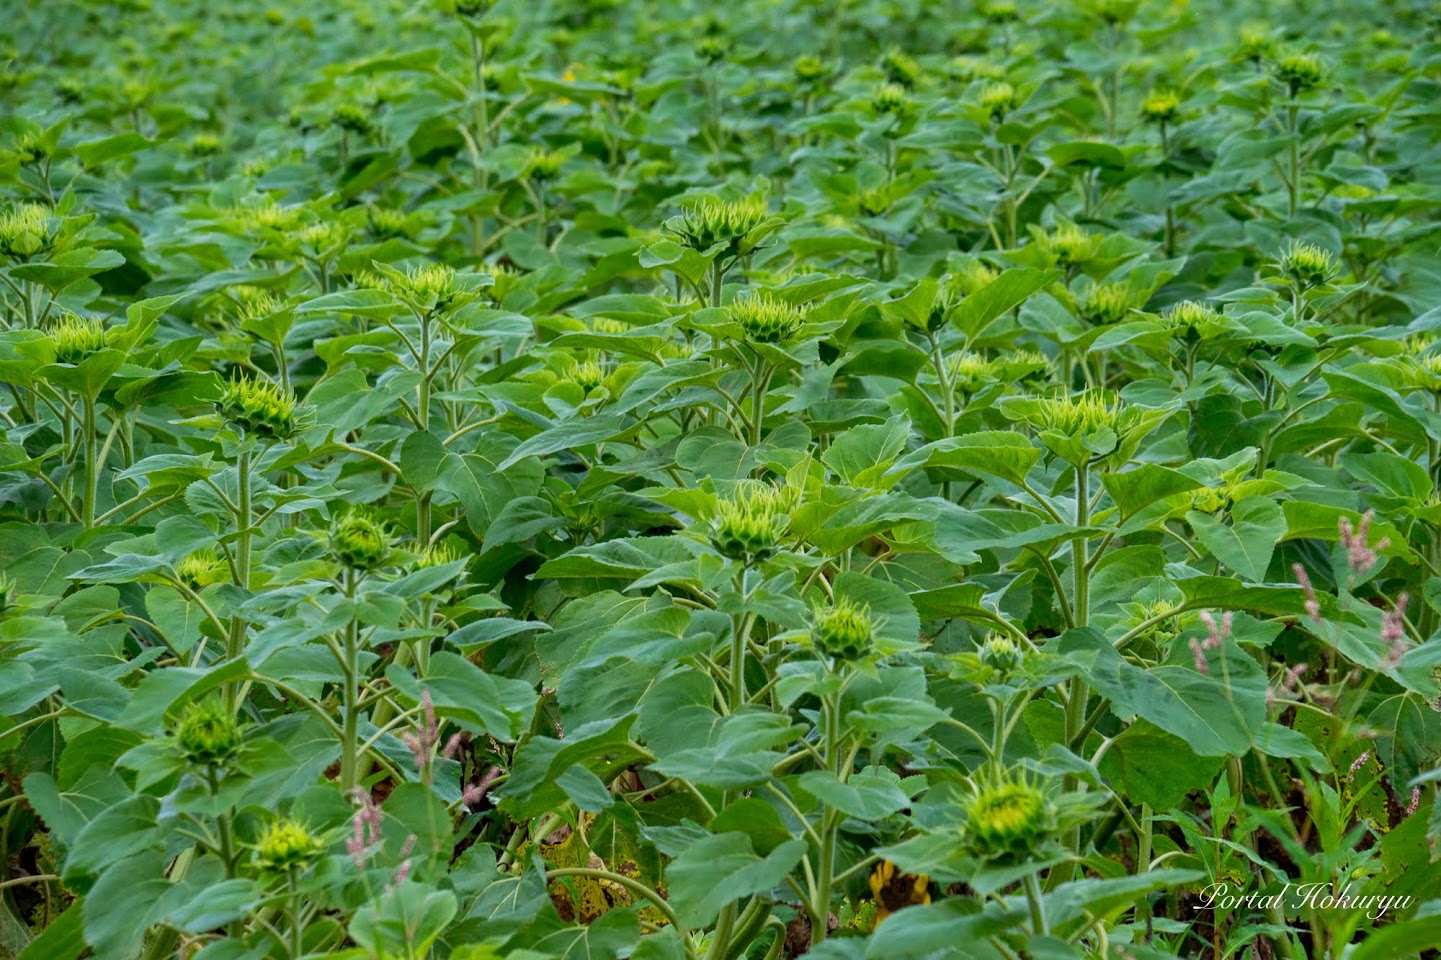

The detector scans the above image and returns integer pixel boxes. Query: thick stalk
[80,395,97,527]
[340,569,361,794]
[227,448,254,708]
[1023,872,1048,935]
[811,689,843,946]
[1062,464,1091,876]
[1287,103,1300,220]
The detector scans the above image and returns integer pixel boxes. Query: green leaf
[891,431,1040,485]
[1186,497,1286,581]
[664,833,808,928]
[949,268,1061,340]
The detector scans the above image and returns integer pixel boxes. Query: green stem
[340,569,361,794]
[1287,103,1300,219]
[811,687,843,945]
[1024,871,1048,935]
[227,448,253,708]
[80,395,98,527]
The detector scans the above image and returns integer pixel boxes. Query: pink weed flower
[1293,564,1323,625]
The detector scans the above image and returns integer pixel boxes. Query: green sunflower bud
[189,133,223,157]
[979,633,1023,674]
[253,819,324,874]
[725,294,807,344]
[881,48,921,88]
[1043,222,1100,269]
[1405,353,1441,394]
[696,36,727,64]
[0,202,57,259]
[982,0,1019,23]
[978,82,1017,122]
[858,187,891,218]
[1278,241,1337,289]
[175,549,228,591]
[1078,282,1138,326]
[871,82,910,115]
[217,376,300,441]
[669,195,771,257]
[1140,89,1181,125]
[526,147,567,182]
[48,314,110,365]
[452,0,488,18]
[1272,51,1324,94]
[1160,300,1227,341]
[330,513,391,572]
[949,353,999,395]
[959,769,1057,864]
[174,698,244,768]
[794,55,828,84]
[565,358,606,392]
[813,596,878,662]
[708,486,789,564]
[331,103,371,133]
[10,131,50,166]
[997,348,1054,388]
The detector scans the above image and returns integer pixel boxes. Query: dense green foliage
[2,1,1441,958]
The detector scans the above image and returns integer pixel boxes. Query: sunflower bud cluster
[707,486,790,564]
[1278,241,1337,289]
[175,698,244,768]
[217,376,300,441]
[725,294,807,344]
[812,597,879,662]
[0,203,57,259]
[48,314,110,364]
[253,819,324,874]
[669,195,771,257]
[959,769,1058,864]
[330,513,392,572]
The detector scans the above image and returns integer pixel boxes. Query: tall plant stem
[80,396,97,528]
[339,568,362,794]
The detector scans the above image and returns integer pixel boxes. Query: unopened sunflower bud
[217,376,300,441]
[669,195,771,256]
[1078,282,1137,326]
[871,82,910,115]
[959,769,1057,864]
[330,513,392,572]
[1161,300,1226,341]
[253,819,323,873]
[793,55,828,84]
[526,147,566,182]
[880,49,920,88]
[175,699,244,768]
[331,104,371,134]
[0,201,55,259]
[725,294,807,344]
[1272,51,1324,94]
[978,82,1017,122]
[175,549,228,591]
[1278,241,1338,289]
[979,633,1023,674]
[813,597,878,662]
[1140,89,1181,125]
[707,486,789,564]
[48,314,110,365]
[1043,223,1100,269]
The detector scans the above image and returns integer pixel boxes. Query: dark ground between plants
[1,1,1440,958]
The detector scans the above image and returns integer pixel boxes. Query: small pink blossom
[1406,787,1421,817]
[1339,511,1387,577]
[1293,564,1322,625]
[1350,751,1370,777]
[1189,637,1209,673]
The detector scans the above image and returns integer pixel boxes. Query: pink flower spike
[1189,637,1209,673]
[1350,751,1370,776]
[1407,787,1421,816]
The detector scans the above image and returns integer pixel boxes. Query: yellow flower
[868,861,930,926]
